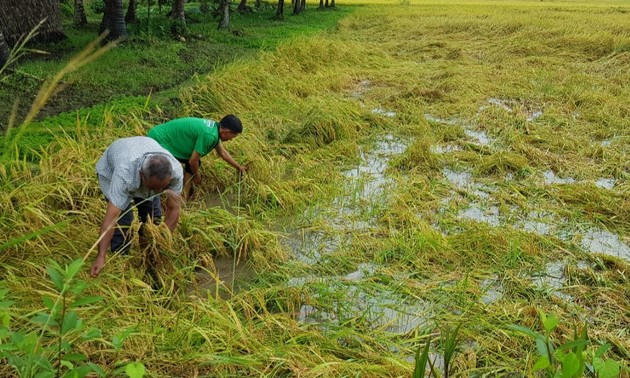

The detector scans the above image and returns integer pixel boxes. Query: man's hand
[237,165,247,174]
[193,173,202,185]
[90,255,106,278]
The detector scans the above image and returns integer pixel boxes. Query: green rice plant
[508,309,622,378]
[413,335,432,378]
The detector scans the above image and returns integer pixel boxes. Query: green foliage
[90,0,105,15]
[508,309,621,378]
[0,259,106,378]
[125,362,146,378]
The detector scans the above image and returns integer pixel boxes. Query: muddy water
[283,134,430,334]
[188,255,253,299]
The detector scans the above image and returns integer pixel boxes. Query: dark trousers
[111,197,162,253]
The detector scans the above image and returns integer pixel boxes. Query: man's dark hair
[143,154,172,181]
[220,114,243,134]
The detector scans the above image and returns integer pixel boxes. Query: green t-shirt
[147,117,220,160]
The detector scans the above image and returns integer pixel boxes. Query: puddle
[543,170,575,185]
[530,261,573,302]
[464,129,493,146]
[371,108,397,117]
[487,98,513,112]
[581,228,630,262]
[517,211,555,236]
[339,135,407,211]
[283,229,341,265]
[431,144,462,154]
[350,79,372,99]
[443,168,473,189]
[527,111,543,122]
[595,178,615,189]
[424,113,463,125]
[344,263,377,280]
[480,275,504,305]
[458,203,500,226]
[298,285,434,334]
[189,255,253,298]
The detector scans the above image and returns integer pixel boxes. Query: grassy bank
[0,1,351,162]
[2,0,630,376]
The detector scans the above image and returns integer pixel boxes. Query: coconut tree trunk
[0,0,66,46]
[330,0,335,7]
[218,0,230,29]
[125,0,138,23]
[318,0,324,9]
[300,0,305,11]
[274,0,285,20]
[74,0,87,27]
[170,0,187,33]
[292,0,301,15]
[255,0,261,7]
[0,31,9,68]
[236,0,247,12]
[100,0,127,42]
[171,0,186,23]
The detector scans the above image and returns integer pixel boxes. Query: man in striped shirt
[90,136,184,278]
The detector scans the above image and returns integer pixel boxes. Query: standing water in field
[283,134,438,334]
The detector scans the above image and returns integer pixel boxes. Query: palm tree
[0,0,66,45]
[100,0,127,42]
[74,0,87,27]
[170,0,187,34]
[0,31,9,68]
[218,0,230,29]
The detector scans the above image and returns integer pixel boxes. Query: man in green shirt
[148,115,246,198]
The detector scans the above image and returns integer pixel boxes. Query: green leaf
[561,352,579,378]
[412,336,431,378]
[70,296,104,308]
[0,300,14,310]
[42,296,55,311]
[595,359,620,378]
[66,259,84,279]
[82,327,102,341]
[70,280,88,296]
[47,266,64,291]
[543,313,559,333]
[594,343,611,358]
[63,353,87,362]
[507,324,541,339]
[61,311,79,335]
[30,312,59,327]
[125,362,146,378]
[535,338,550,357]
[533,355,550,371]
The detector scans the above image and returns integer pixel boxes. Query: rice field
[1,0,630,376]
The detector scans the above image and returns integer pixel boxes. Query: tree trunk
[319,0,324,9]
[0,0,66,47]
[125,0,138,24]
[100,0,127,42]
[255,0,261,7]
[292,0,301,15]
[300,0,306,12]
[74,0,87,27]
[236,0,247,12]
[170,0,187,34]
[274,0,284,20]
[0,31,9,68]
[330,0,335,7]
[218,0,230,29]
[325,0,329,7]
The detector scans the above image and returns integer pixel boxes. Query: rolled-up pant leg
[110,203,134,253]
